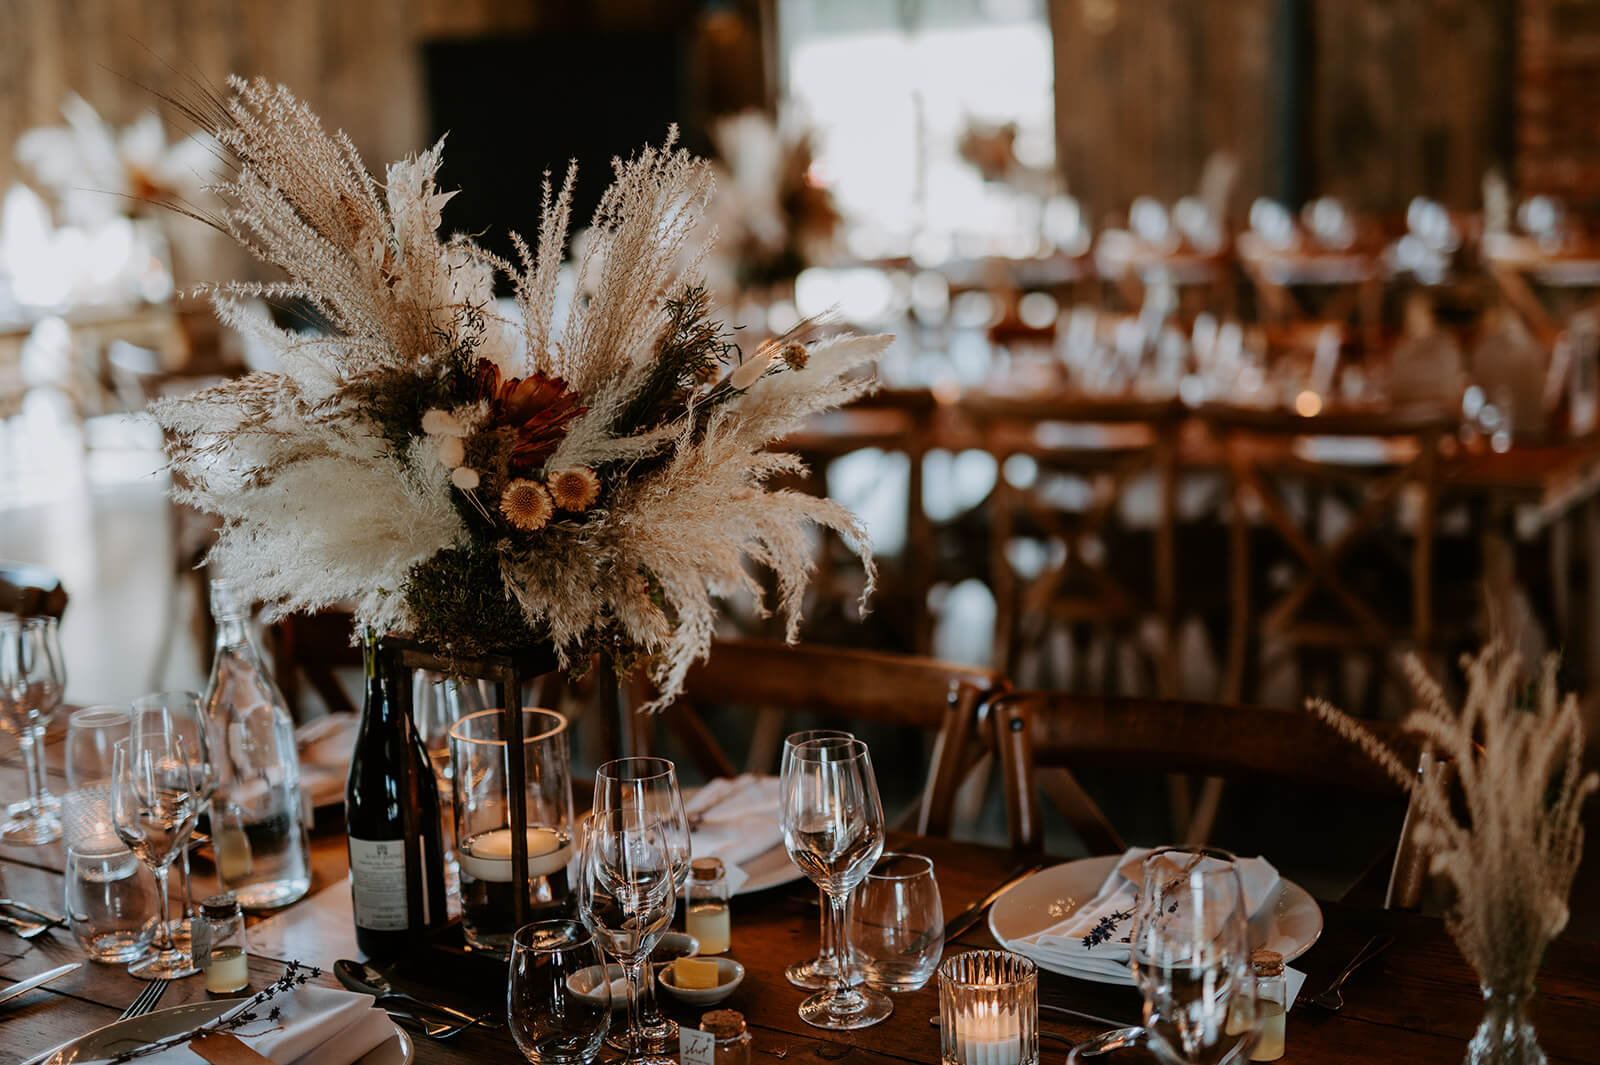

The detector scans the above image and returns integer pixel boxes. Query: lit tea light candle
[457,826,571,882]
[938,950,1038,1065]
[952,1003,1023,1065]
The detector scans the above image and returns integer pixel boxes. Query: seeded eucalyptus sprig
[107,961,323,1064]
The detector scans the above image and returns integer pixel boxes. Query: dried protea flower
[499,478,553,531]
[548,467,600,512]
[780,341,808,370]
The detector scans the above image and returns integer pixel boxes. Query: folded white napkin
[686,774,783,869]
[1015,848,1280,979]
[91,986,393,1065]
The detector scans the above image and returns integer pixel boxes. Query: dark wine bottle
[345,631,447,959]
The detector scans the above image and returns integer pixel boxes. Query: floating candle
[457,826,571,882]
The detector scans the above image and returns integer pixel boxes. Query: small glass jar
[699,1009,752,1065]
[191,892,250,994]
[1249,949,1286,1062]
[686,857,731,954]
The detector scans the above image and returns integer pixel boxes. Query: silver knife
[943,861,1048,942]
[0,963,81,1007]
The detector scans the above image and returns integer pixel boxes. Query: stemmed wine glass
[576,809,677,1065]
[593,757,690,1050]
[780,736,892,1029]
[782,728,857,990]
[130,691,216,948]
[0,616,66,844]
[111,734,200,979]
[1129,846,1259,1065]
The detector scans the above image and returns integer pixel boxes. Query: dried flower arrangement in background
[704,110,842,290]
[1311,646,1597,1001]
[152,77,886,708]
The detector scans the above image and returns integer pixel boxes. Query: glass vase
[1465,986,1546,1065]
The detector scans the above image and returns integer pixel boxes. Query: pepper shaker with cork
[191,892,250,994]
[699,1009,752,1065]
[686,856,731,954]
[1249,948,1286,1062]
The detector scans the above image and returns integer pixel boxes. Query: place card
[679,1025,717,1065]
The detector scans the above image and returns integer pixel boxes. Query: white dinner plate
[32,999,412,1065]
[681,780,803,896]
[987,856,1323,986]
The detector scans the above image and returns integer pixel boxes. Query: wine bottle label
[348,837,408,931]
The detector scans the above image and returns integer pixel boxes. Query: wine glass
[1130,846,1258,1064]
[112,734,201,979]
[0,616,66,844]
[781,728,857,990]
[576,809,677,1065]
[593,757,690,1049]
[780,736,892,1029]
[130,692,216,947]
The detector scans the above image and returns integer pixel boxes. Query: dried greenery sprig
[1310,645,1598,995]
[151,77,885,707]
[107,961,322,1063]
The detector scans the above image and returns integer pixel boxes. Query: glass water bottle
[200,578,312,910]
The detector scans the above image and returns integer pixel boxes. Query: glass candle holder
[450,708,573,953]
[938,950,1039,1065]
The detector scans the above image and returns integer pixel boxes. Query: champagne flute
[1131,846,1259,1065]
[593,757,690,1049]
[781,728,856,989]
[130,692,216,947]
[576,809,677,1065]
[112,735,200,979]
[781,736,892,1029]
[0,616,65,844]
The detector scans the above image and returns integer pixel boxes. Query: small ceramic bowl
[568,963,628,1011]
[656,956,745,1006]
[653,932,700,970]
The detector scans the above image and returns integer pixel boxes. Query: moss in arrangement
[403,545,539,658]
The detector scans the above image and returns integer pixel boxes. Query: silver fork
[1298,934,1395,1011]
[119,979,171,1021]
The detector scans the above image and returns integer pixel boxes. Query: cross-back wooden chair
[1204,403,1459,713]
[622,637,1007,836]
[0,561,68,619]
[987,689,1433,909]
[267,610,363,721]
[964,393,1185,696]
[1236,232,1384,355]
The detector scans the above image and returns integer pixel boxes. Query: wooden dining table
[3,726,1600,1065]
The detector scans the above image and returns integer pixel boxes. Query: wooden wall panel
[1310,0,1512,212]
[1048,0,1512,218]
[1048,0,1274,222]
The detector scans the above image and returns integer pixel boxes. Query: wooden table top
[3,735,1600,1065]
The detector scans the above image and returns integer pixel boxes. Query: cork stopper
[691,857,725,882]
[700,1009,746,1039]
[1251,949,1284,977]
[200,892,241,921]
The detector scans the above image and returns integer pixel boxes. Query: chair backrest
[267,610,362,720]
[988,690,1430,908]
[0,561,68,619]
[626,637,1007,836]
[1203,402,1457,704]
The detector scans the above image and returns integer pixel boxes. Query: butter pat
[673,958,721,990]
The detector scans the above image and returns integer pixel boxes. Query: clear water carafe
[201,578,311,910]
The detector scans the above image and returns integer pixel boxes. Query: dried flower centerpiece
[153,77,886,709]
[1311,646,1597,1065]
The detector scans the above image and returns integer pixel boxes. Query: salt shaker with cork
[699,1009,752,1065]
[686,856,731,954]
[1249,948,1287,1061]
[191,892,250,994]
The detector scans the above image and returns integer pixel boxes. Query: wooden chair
[267,610,362,721]
[0,561,68,619]
[987,689,1431,909]
[622,637,1007,836]
[1203,403,1460,713]
[964,393,1184,697]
